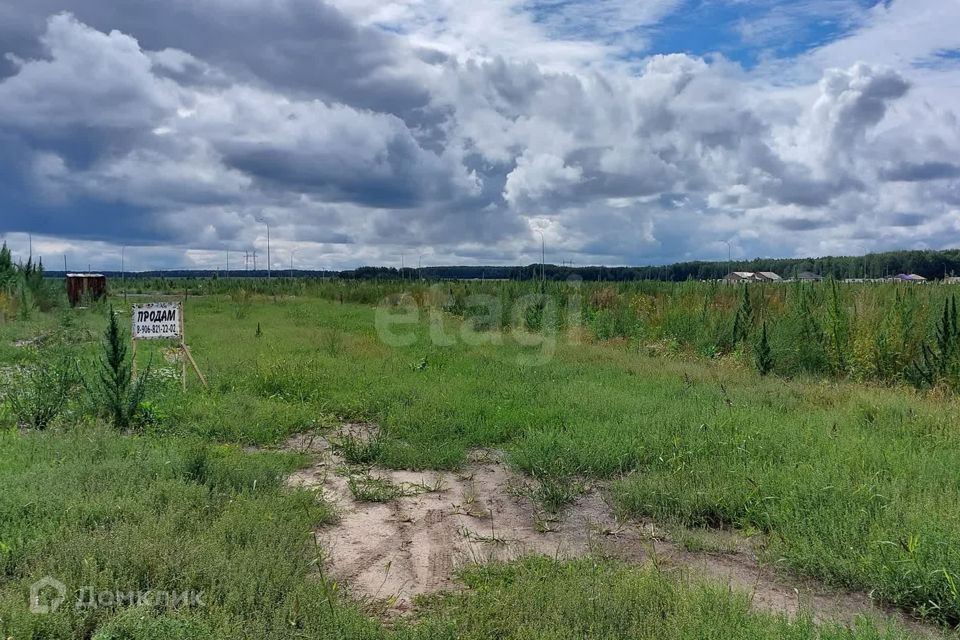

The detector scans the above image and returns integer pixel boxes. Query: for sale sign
[132,302,183,340]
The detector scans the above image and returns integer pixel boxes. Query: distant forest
[43,248,960,282]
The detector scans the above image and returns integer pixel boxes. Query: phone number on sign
[135,323,180,337]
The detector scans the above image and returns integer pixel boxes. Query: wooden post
[182,343,208,388]
[180,304,187,391]
[131,339,138,380]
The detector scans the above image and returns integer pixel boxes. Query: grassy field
[1,284,959,637]
[114,276,960,388]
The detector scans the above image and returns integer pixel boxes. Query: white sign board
[132,302,183,340]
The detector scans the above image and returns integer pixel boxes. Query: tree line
[341,248,960,281]
[37,247,960,282]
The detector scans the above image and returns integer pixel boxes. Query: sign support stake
[181,343,208,388]
[180,310,187,391]
[131,339,138,379]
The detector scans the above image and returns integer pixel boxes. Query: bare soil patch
[283,426,940,634]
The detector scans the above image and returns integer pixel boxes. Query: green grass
[0,429,919,639]
[116,276,960,386]
[334,431,385,466]
[2,289,960,635]
[346,473,404,502]
[0,427,342,638]
[150,293,960,626]
[409,557,912,640]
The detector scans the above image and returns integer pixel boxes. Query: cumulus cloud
[0,11,477,246]
[0,14,179,131]
[811,63,910,152]
[0,0,958,270]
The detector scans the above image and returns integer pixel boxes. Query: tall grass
[267,277,957,389]
[63,271,960,390]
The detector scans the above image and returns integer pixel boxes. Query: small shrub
[8,354,76,429]
[0,291,16,323]
[85,306,151,430]
[825,277,850,375]
[523,298,546,331]
[321,326,343,357]
[231,288,252,319]
[589,286,619,310]
[910,295,960,390]
[730,285,753,347]
[755,322,773,376]
[17,283,32,320]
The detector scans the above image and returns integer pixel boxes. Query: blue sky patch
[645,0,885,68]
[525,0,886,69]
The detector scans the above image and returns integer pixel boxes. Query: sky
[0,0,959,271]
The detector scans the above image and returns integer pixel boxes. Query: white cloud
[504,152,583,206]
[0,0,959,270]
[0,14,180,130]
[807,0,960,71]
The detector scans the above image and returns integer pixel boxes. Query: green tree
[755,321,773,376]
[86,306,151,430]
[731,285,753,346]
[0,242,16,293]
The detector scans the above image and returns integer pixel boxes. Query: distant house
[796,271,822,282]
[944,276,960,284]
[723,271,782,283]
[724,271,758,283]
[894,273,927,283]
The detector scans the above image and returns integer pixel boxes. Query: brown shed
[66,273,107,306]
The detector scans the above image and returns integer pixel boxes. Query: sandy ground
[283,426,939,634]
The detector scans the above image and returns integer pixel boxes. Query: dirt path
[283,426,939,634]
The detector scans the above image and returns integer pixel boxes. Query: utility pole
[121,246,126,303]
[252,249,257,271]
[226,250,229,276]
[63,254,67,273]
[724,240,732,279]
[541,233,546,283]
[266,222,271,280]
[536,231,545,283]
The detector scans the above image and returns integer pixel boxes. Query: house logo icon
[30,576,66,614]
